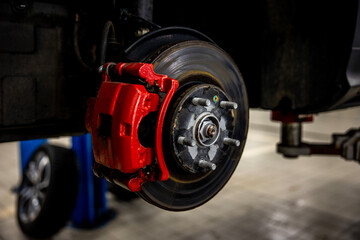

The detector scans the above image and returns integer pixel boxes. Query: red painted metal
[86,62,178,191]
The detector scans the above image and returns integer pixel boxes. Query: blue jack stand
[71,134,115,228]
[19,134,114,229]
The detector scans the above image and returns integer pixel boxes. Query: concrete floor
[0,108,360,240]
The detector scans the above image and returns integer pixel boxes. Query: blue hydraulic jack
[19,134,114,229]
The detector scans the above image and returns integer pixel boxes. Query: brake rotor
[137,40,249,211]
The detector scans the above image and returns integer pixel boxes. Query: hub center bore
[195,113,220,147]
[205,124,217,138]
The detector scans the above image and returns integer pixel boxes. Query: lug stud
[178,136,196,147]
[223,137,240,147]
[198,160,216,171]
[192,97,211,106]
[220,101,238,109]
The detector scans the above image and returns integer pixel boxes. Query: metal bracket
[333,128,360,161]
[272,111,360,162]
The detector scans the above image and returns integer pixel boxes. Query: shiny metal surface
[0,108,360,239]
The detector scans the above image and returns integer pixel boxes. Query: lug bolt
[192,98,211,106]
[220,101,238,109]
[198,160,216,171]
[178,136,196,147]
[223,137,240,147]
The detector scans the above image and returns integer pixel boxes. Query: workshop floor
[1,108,360,240]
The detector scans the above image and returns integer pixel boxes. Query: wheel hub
[171,84,239,173]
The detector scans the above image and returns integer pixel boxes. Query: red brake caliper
[85,62,178,191]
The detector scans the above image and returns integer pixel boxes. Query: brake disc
[137,40,249,211]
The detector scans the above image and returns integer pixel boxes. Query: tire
[17,144,79,239]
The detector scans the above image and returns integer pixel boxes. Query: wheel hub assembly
[85,40,249,211]
[170,84,239,174]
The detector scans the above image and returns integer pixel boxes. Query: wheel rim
[137,40,249,211]
[18,151,51,224]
